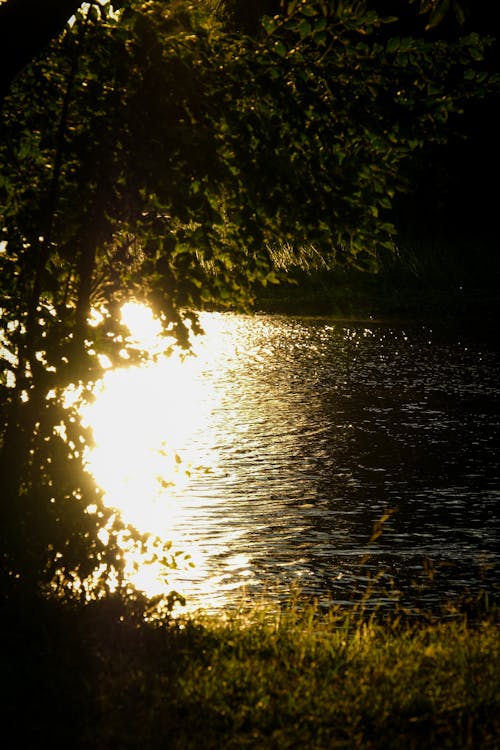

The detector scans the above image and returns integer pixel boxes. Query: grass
[4,590,499,749]
[253,238,500,322]
[135,603,500,750]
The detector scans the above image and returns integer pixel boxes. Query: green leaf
[298,19,312,39]
[274,41,287,57]
[386,37,400,54]
[425,0,451,29]
[262,15,277,34]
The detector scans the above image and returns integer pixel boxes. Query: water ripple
[85,313,500,611]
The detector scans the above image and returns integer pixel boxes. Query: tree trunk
[0,387,48,591]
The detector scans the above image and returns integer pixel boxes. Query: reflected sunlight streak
[80,304,252,610]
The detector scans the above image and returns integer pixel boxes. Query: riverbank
[255,273,500,324]
[253,249,500,324]
[4,593,499,748]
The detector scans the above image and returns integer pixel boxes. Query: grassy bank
[254,266,500,322]
[254,234,500,322]
[4,593,499,749]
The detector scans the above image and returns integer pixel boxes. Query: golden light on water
[80,304,253,610]
[72,308,500,615]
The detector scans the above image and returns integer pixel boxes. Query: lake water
[84,312,500,613]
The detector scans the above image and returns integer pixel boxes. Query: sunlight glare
[81,304,210,531]
[121,301,163,349]
[80,306,252,608]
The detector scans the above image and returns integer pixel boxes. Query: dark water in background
[114,313,500,611]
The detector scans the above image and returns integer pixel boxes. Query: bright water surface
[85,312,500,612]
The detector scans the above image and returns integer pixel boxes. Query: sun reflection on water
[80,304,253,610]
[74,308,500,613]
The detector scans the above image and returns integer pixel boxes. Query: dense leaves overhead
[0,0,497,600]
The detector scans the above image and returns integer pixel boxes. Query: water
[85,312,500,612]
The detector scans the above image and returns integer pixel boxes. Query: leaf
[425,0,451,30]
[454,1,467,26]
[274,41,287,57]
[298,19,312,39]
[386,37,400,54]
[313,16,327,33]
[262,15,278,34]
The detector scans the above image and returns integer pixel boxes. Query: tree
[1,0,496,602]
[0,0,487,106]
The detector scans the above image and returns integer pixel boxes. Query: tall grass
[86,596,499,749]
[3,579,499,748]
